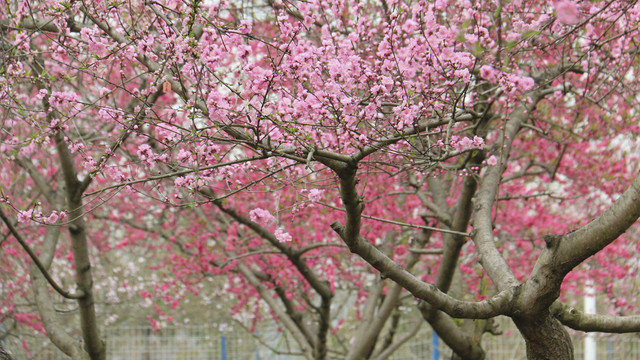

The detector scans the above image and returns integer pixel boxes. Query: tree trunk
[55,133,106,360]
[420,306,485,360]
[0,343,12,360]
[514,312,574,360]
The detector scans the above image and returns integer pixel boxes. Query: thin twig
[316,202,471,237]
[0,208,84,299]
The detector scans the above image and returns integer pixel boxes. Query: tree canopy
[1,0,640,359]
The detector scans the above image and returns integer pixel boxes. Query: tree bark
[0,343,12,360]
[420,307,486,360]
[13,160,91,360]
[514,312,574,360]
[346,230,429,360]
[55,133,106,360]
[29,224,90,360]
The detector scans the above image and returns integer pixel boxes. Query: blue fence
[4,323,640,359]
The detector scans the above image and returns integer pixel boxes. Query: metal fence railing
[4,324,640,359]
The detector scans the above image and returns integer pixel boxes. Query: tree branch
[331,221,513,318]
[517,171,640,315]
[345,280,386,360]
[28,220,89,360]
[348,228,432,359]
[317,201,469,237]
[555,171,640,272]
[236,263,314,359]
[0,208,84,299]
[371,318,423,360]
[84,155,266,196]
[418,306,486,360]
[470,105,530,290]
[30,266,88,360]
[54,132,106,360]
[209,194,333,299]
[0,18,59,33]
[551,301,640,333]
[353,112,474,162]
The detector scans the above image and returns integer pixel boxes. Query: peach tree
[1,0,640,359]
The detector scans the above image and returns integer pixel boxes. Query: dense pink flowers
[249,208,275,226]
[449,135,485,152]
[555,1,580,25]
[479,65,499,83]
[307,189,325,203]
[2,0,640,351]
[274,227,293,243]
[17,209,32,223]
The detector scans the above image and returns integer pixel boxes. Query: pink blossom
[176,149,192,163]
[83,158,97,171]
[46,211,59,224]
[473,136,485,148]
[239,19,253,34]
[137,144,157,167]
[394,245,408,256]
[555,1,580,25]
[454,68,471,83]
[81,27,108,57]
[147,315,159,331]
[451,136,482,152]
[104,165,125,181]
[174,175,193,188]
[274,227,292,243]
[48,91,80,111]
[381,76,394,93]
[457,137,474,151]
[486,155,498,166]
[36,89,48,100]
[308,189,324,202]
[517,76,535,92]
[14,312,32,322]
[502,74,535,94]
[13,33,29,51]
[48,118,61,131]
[479,65,498,83]
[17,209,33,223]
[249,208,275,226]
[402,19,419,34]
[137,144,152,157]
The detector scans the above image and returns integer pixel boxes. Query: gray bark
[514,312,574,360]
[11,160,90,360]
[55,132,106,360]
[0,343,12,360]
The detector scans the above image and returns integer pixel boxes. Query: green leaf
[505,40,518,52]
[473,42,484,56]
[521,30,540,41]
